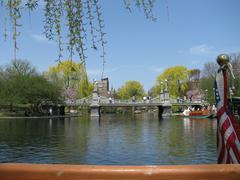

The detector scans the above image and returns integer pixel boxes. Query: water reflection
[0,114,217,165]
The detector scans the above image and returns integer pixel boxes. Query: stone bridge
[68,81,204,117]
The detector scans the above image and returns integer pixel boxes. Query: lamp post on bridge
[164,79,170,102]
[160,81,164,102]
[158,79,172,117]
[90,80,100,117]
[205,89,208,103]
[177,79,182,103]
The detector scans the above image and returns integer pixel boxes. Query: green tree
[200,77,215,104]
[201,62,218,79]
[200,53,240,104]
[78,75,94,98]
[0,59,62,106]
[230,53,240,97]
[200,61,221,104]
[188,69,200,81]
[148,85,161,97]
[118,80,145,99]
[154,66,189,98]
[4,59,37,77]
[24,75,62,104]
[44,60,93,99]
[0,59,37,104]
[199,62,217,104]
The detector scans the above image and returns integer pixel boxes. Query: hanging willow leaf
[44,0,55,40]
[93,0,106,79]
[7,0,22,61]
[86,0,97,50]
[65,0,75,61]
[3,17,8,41]
[1,0,157,73]
[25,0,38,10]
[74,0,86,64]
[123,0,132,12]
[54,0,63,62]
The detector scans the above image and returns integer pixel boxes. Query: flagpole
[216,54,240,164]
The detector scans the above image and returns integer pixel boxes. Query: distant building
[186,80,203,102]
[97,78,109,97]
[186,89,202,102]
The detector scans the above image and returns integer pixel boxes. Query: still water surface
[0,113,217,165]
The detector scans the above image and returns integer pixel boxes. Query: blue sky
[0,0,240,91]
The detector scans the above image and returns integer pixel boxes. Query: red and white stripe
[216,69,240,164]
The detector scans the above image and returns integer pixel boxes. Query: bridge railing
[75,96,205,106]
[75,96,93,105]
[100,98,162,105]
[150,96,161,103]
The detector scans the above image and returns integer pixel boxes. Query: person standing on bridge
[132,96,136,103]
[109,97,112,104]
[49,107,53,116]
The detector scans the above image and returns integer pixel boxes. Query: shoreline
[0,114,82,119]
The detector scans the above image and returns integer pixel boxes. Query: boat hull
[182,114,214,119]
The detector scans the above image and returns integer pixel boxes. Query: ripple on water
[0,115,217,165]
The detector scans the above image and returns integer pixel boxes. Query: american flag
[215,69,240,163]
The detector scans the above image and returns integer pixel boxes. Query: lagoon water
[0,113,217,165]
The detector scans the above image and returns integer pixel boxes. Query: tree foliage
[0,59,62,105]
[200,77,215,103]
[200,53,240,103]
[201,62,218,78]
[44,60,93,100]
[153,66,189,98]
[231,53,240,97]
[188,69,200,81]
[118,80,145,99]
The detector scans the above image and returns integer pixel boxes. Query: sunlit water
[0,113,217,165]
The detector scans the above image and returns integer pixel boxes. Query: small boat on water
[182,107,214,118]
[186,110,214,118]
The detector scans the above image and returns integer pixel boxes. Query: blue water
[0,113,217,165]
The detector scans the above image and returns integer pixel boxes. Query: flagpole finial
[216,54,230,66]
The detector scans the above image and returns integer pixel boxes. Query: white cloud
[189,44,214,55]
[30,33,55,45]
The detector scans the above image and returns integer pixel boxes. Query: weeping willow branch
[25,0,38,10]
[8,0,22,61]
[93,0,106,79]
[86,0,97,50]
[74,0,87,66]
[125,0,157,21]
[3,17,8,41]
[1,0,158,72]
[44,0,55,40]
[123,0,132,12]
[25,0,38,25]
[54,0,63,62]
[65,0,75,61]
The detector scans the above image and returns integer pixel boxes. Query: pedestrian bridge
[66,80,205,117]
[69,95,204,117]
[74,96,203,107]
